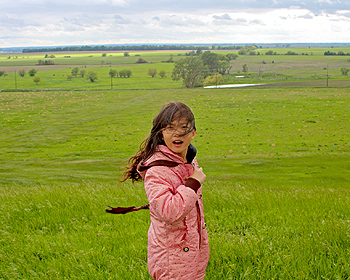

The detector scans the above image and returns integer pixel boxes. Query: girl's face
[162,118,196,161]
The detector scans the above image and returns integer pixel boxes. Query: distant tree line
[22,44,245,53]
[324,51,350,56]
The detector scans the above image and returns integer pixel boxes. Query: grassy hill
[1,85,349,279]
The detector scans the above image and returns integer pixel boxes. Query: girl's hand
[189,167,206,185]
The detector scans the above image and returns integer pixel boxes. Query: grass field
[1,84,350,279]
[1,47,350,91]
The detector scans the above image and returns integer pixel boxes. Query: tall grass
[1,87,350,279]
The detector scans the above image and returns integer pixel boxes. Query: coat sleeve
[144,166,199,224]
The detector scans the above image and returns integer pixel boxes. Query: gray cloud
[114,15,131,24]
[298,13,314,19]
[213,14,232,20]
[0,15,26,28]
[1,0,350,47]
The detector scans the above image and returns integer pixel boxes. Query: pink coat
[137,145,209,280]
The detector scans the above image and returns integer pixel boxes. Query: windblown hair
[122,101,196,182]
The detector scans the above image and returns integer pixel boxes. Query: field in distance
[1,47,350,90]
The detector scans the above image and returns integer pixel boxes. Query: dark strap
[137,160,179,172]
[106,160,179,215]
[106,204,149,214]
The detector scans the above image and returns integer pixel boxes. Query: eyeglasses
[163,125,194,136]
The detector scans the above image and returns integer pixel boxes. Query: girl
[119,101,209,280]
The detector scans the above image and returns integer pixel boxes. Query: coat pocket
[168,240,199,279]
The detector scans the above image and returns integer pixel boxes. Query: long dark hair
[122,101,196,182]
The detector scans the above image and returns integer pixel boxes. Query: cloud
[0,15,26,28]
[114,15,130,24]
[298,13,314,19]
[1,0,350,47]
[213,14,232,20]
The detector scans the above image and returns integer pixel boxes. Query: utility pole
[15,70,17,90]
[326,64,329,87]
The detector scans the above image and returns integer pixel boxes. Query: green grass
[1,47,350,91]
[0,63,181,91]
[0,51,180,66]
[1,86,350,279]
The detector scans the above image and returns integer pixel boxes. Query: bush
[159,70,167,78]
[29,69,37,77]
[18,70,26,77]
[87,71,98,82]
[242,64,248,73]
[136,58,147,63]
[204,73,223,86]
[341,68,349,75]
[109,69,118,78]
[0,71,5,77]
[38,60,54,65]
[71,67,79,77]
[119,69,132,78]
[148,68,157,78]
[33,77,41,84]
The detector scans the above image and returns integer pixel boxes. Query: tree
[204,73,223,86]
[226,53,238,61]
[167,55,174,63]
[87,71,98,82]
[148,68,157,78]
[33,77,41,84]
[125,70,132,78]
[102,53,107,57]
[136,57,147,63]
[0,71,6,77]
[218,61,232,75]
[159,70,167,78]
[200,51,220,74]
[124,52,130,57]
[38,60,54,65]
[172,56,207,88]
[119,69,132,78]
[341,68,349,75]
[109,69,118,78]
[71,67,80,77]
[242,64,248,73]
[29,69,37,77]
[18,69,26,77]
[80,69,86,77]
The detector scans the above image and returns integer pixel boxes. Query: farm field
[1,47,350,91]
[1,84,350,279]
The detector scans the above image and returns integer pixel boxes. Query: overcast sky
[1,0,349,48]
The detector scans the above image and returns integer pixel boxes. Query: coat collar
[137,144,197,179]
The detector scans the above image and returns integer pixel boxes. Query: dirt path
[261,80,350,87]
[1,64,140,73]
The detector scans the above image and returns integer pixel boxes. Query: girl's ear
[191,129,196,140]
